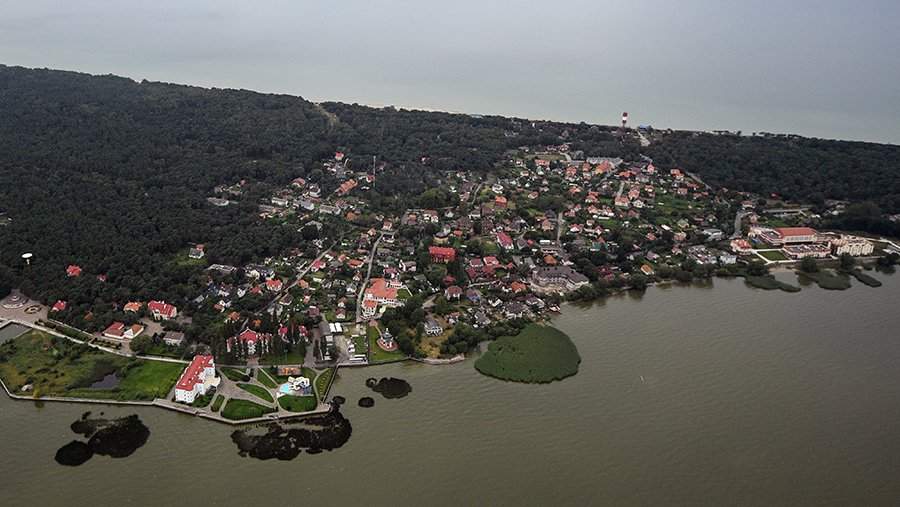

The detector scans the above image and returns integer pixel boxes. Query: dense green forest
[0,65,626,304]
[646,131,900,213]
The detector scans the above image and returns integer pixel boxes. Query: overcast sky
[2,1,898,144]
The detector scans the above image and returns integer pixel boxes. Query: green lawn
[475,324,581,383]
[220,367,251,382]
[367,325,407,363]
[277,395,318,412]
[236,383,275,403]
[256,368,278,388]
[758,250,789,261]
[137,342,184,359]
[314,368,336,400]
[221,399,275,421]
[108,360,184,400]
[211,394,225,412]
[191,391,215,408]
[258,349,306,365]
[351,334,367,354]
[0,330,182,401]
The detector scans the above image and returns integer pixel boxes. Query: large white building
[754,227,819,246]
[830,235,875,257]
[174,355,218,404]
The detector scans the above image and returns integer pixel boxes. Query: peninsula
[1,65,899,420]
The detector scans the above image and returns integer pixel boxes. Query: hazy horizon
[2,1,898,144]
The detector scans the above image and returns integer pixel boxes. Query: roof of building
[148,300,176,316]
[775,227,817,237]
[428,246,456,257]
[175,355,215,391]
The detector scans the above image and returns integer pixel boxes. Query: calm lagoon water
[2,274,900,506]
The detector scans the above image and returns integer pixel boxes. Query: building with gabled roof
[174,355,218,404]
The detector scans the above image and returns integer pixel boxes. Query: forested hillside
[1,64,898,306]
[646,131,900,213]
[0,65,626,302]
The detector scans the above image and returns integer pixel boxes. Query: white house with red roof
[228,329,272,356]
[265,278,284,292]
[66,265,82,277]
[174,355,218,404]
[429,246,456,263]
[360,278,405,319]
[496,231,514,251]
[51,300,67,312]
[102,321,144,340]
[148,300,177,320]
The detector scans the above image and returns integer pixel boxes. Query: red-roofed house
[496,231,514,251]
[123,302,143,313]
[444,285,463,300]
[510,281,528,294]
[337,179,358,195]
[228,329,272,356]
[429,246,456,264]
[66,265,82,277]
[148,300,177,320]
[265,278,284,292]
[103,321,144,340]
[174,355,218,404]
[483,256,501,269]
[361,278,404,318]
[51,300,67,312]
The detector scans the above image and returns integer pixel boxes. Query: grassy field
[351,334,367,354]
[137,342,184,359]
[367,325,407,363]
[758,250,789,261]
[221,398,275,420]
[258,349,306,365]
[220,367,251,382]
[191,391,215,408]
[0,330,182,400]
[236,383,274,403]
[475,324,581,383]
[315,368,336,400]
[210,394,225,412]
[277,394,318,412]
[256,368,278,388]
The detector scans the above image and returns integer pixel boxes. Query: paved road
[731,211,747,239]
[355,233,384,323]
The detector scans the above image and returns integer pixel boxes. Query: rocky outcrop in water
[230,409,352,461]
[358,397,374,408]
[55,413,150,466]
[366,377,412,399]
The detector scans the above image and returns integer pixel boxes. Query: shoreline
[3,267,893,421]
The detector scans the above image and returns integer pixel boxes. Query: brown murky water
[2,274,900,506]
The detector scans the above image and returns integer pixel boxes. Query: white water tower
[21,252,33,266]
